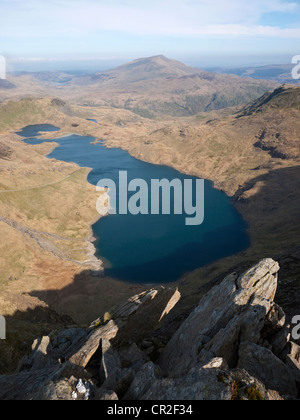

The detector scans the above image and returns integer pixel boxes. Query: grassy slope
[0,98,146,372]
[1,56,277,118]
[87,85,300,316]
[0,85,299,371]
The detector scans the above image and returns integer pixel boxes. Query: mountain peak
[109,55,201,81]
[136,55,169,62]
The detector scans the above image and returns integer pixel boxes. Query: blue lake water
[18,124,250,284]
[16,124,60,137]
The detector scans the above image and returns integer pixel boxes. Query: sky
[1,0,300,71]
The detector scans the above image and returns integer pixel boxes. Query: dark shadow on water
[19,127,251,284]
[102,224,250,284]
[3,134,299,377]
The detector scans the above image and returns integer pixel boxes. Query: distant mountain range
[0,79,16,90]
[213,64,299,85]
[1,55,277,117]
[67,55,277,117]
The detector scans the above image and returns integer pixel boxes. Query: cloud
[183,24,300,37]
[0,0,299,39]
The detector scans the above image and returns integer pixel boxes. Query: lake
[18,124,250,284]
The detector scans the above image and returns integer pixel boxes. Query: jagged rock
[99,339,122,389]
[109,287,181,346]
[124,362,161,400]
[98,342,151,397]
[289,341,300,360]
[17,328,92,372]
[262,302,286,336]
[93,389,119,401]
[160,259,280,376]
[0,363,88,400]
[91,287,180,328]
[17,336,53,372]
[268,324,291,357]
[225,369,283,401]
[67,287,180,368]
[238,341,297,398]
[119,343,150,369]
[138,358,281,401]
[44,378,75,400]
[286,342,300,384]
[0,260,299,401]
[202,358,229,370]
[51,328,87,358]
[0,286,180,400]
[144,360,232,400]
[43,376,95,401]
[199,304,269,368]
[69,320,119,367]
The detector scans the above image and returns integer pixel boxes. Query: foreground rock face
[0,260,299,400]
[160,259,281,373]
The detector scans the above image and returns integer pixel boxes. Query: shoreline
[13,127,105,275]
[0,97,299,374]
[11,113,299,316]
[31,126,250,287]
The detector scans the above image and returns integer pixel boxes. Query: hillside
[0,56,277,118]
[217,64,299,85]
[68,55,277,117]
[0,98,147,373]
[86,55,202,83]
[0,79,16,90]
[238,85,300,116]
[0,259,299,400]
[91,85,300,318]
[0,85,299,383]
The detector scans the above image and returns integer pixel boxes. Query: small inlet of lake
[17,124,250,284]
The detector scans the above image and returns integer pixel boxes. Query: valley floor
[0,88,299,373]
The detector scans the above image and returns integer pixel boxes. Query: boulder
[93,389,119,401]
[0,259,298,401]
[0,363,88,400]
[109,287,181,346]
[124,362,160,400]
[160,259,280,376]
[286,342,300,384]
[99,339,122,389]
[69,320,119,367]
[17,336,53,372]
[138,358,282,401]
[268,324,291,357]
[238,341,297,398]
[119,343,150,369]
[67,287,180,368]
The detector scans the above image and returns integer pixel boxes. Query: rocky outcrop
[126,358,283,401]
[158,259,298,399]
[0,287,180,400]
[160,259,280,373]
[0,260,299,400]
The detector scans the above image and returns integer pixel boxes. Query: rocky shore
[0,259,299,400]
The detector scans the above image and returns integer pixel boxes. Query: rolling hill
[0,56,277,118]
[216,64,299,85]
[68,55,277,117]
[0,67,298,378]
